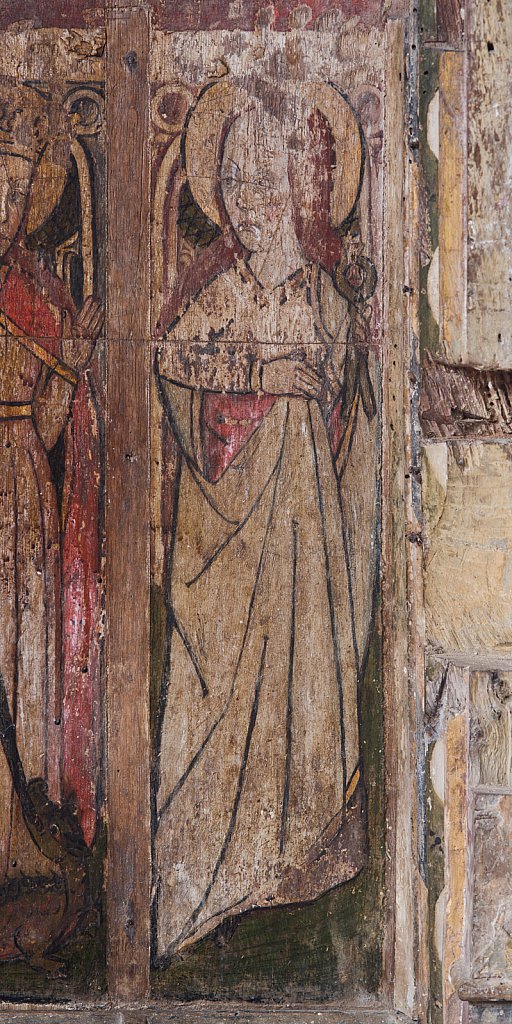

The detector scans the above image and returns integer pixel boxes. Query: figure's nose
[0,187,9,224]
[236,181,253,211]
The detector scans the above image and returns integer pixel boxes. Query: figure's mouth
[236,221,261,237]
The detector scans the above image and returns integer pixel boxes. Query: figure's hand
[261,356,323,399]
[62,296,104,372]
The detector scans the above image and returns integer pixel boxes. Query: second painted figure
[152,77,381,962]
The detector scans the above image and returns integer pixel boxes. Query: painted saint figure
[0,83,103,881]
[153,80,380,961]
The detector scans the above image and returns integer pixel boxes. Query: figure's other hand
[261,356,323,398]
[62,297,104,372]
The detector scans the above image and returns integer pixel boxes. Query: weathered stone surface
[423,442,512,657]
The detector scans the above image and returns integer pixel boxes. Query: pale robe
[154,258,380,961]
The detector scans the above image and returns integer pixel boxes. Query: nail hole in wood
[124,50,138,71]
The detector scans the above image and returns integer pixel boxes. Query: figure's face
[221,110,294,253]
[0,156,33,258]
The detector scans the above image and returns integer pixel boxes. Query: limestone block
[423,442,512,657]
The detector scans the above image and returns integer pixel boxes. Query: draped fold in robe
[0,259,67,880]
[0,250,102,881]
[154,259,379,960]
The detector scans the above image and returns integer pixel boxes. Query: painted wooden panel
[0,27,106,1000]
[145,18,414,1005]
[0,0,427,1015]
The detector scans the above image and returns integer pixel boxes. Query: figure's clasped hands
[261,355,323,399]
[62,296,105,373]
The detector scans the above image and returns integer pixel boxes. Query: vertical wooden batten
[404,11,430,1017]
[444,672,471,1024]
[439,50,466,363]
[105,1,151,1000]
[437,0,464,49]
[382,18,428,1017]
[381,15,406,1009]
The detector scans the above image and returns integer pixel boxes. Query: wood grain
[381,17,404,1007]
[470,672,512,788]
[437,0,464,47]
[0,1005,413,1024]
[443,676,471,1024]
[381,19,427,1018]
[420,356,512,439]
[467,0,512,367]
[404,58,430,1024]
[459,980,512,1003]
[105,2,151,1001]
[0,1015,120,1024]
[467,792,512,993]
[439,51,466,364]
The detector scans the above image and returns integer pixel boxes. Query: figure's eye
[253,178,279,199]
[9,187,27,205]
[221,176,238,193]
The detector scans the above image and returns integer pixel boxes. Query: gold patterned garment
[153,261,379,960]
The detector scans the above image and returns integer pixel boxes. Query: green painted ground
[151,583,385,1003]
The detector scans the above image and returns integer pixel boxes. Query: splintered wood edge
[458,981,512,1004]
[0,1003,416,1023]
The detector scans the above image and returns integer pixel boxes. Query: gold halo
[306,81,363,228]
[26,138,70,236]
[152,84,194,135]
[184,80,237,227]
[184,79,363,230]
[0,81,70,236]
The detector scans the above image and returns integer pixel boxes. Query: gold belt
[0,403,32,419]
